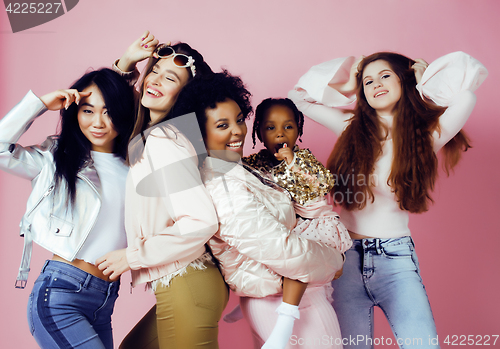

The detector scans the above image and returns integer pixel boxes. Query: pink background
[1,0,499,347]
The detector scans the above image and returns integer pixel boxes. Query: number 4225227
[5,3,62,14]
[444,335,498,346]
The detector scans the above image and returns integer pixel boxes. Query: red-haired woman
[289,51,487,349]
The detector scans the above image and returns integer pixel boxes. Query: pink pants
[240,285,343,348]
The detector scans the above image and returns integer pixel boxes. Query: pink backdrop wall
[1,1,499,347]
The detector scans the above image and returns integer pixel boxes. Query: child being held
[245,98,352,253]
[224,98,352,349]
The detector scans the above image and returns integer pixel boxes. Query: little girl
[246,97,351,251]
[236,97,352,348]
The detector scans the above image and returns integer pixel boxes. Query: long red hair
[327,52,471,213]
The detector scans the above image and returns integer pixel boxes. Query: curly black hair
[252,98,304,147]
[171,70,253,139]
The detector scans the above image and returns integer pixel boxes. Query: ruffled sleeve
[416,51,488,107]
[295,56,357,107]
[414,52,488,151]
[289,57,356,136]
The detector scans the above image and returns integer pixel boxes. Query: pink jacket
[125,124,218,287]
[201,157,344,298]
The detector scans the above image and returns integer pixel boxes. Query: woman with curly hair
[172,71,345,349]
[289,51,487,348]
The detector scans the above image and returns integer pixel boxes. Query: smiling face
[260,105,299,153]
[141,57,190,124]
[362,59,402,116]
[204,99,247,162]
[77,84,118,153]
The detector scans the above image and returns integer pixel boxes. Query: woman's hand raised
[39,89,91,111]
[116,30,160,72]
[330,55,364,97]
[412,58,428,85]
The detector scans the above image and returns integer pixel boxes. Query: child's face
[204,98,247,162]
[259,105,299,153]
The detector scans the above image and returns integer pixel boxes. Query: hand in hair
[329,55,364,97]
[412,58,428,84]
[39,89,91,110]
[117,30,159,72]
[96,248,131,281]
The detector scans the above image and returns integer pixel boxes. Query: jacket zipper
[25,184,55,218]
[69,174,102,259]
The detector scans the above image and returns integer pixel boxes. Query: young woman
[0,68,135,348]
[288,51,488,348]
[172,71,345,349]
[96,32,228,349]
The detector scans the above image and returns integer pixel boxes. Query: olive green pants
[120,263,229,349]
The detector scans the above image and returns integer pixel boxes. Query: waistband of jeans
[351,235,414,249]
[42,260,120,292]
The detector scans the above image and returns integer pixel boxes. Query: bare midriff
[52,255,112,282]
[349,231,373,240]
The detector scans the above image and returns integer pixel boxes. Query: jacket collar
[78,158,102,195]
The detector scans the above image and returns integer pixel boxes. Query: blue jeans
[27,260,120,349]
[332,237,439,349]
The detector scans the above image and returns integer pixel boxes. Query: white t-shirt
[76,151,128,264]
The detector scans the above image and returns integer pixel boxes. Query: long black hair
[53,68,135,203]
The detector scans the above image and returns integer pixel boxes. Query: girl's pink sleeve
[417,51,488,107]
[416,52,488,151]
[288,57,356,136]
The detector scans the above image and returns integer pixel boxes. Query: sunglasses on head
[154,44,196,77]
